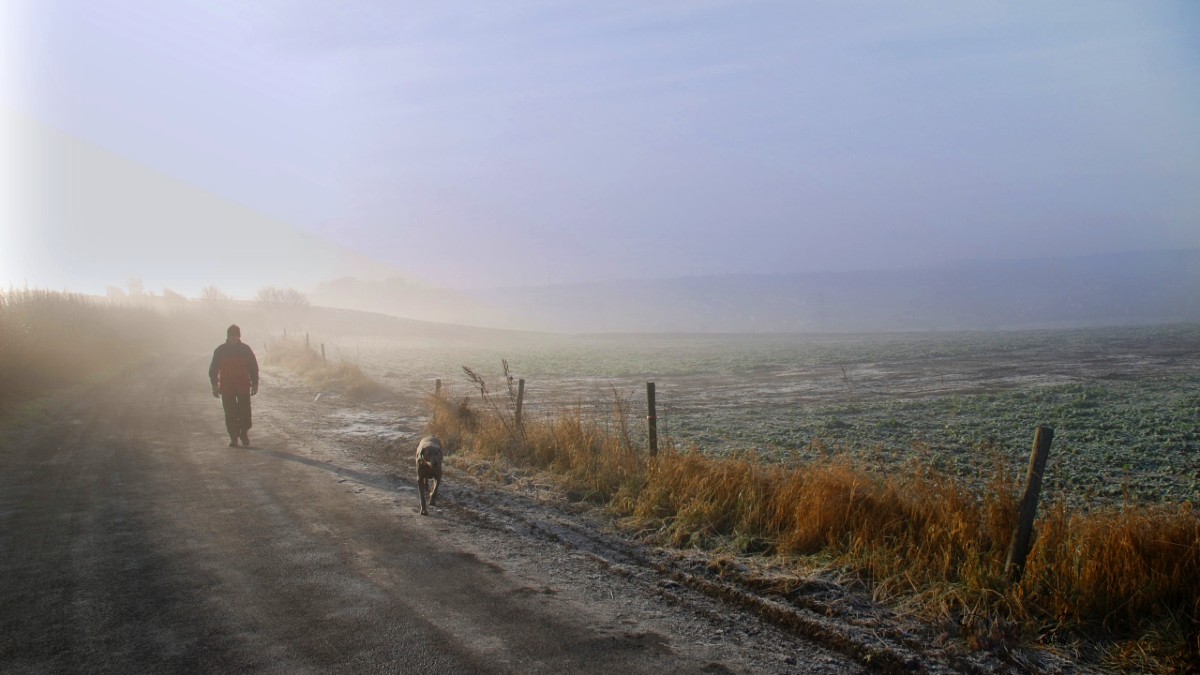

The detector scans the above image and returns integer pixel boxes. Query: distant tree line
[100,279,309,309]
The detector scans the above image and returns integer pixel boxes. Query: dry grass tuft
[263,337,388,402]
[1021,502,1200,671]
[428,368,1200,670]
[430,382,644,504]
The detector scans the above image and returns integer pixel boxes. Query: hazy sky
[3,1,1199,292]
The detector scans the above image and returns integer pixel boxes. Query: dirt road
[0,353,868,674]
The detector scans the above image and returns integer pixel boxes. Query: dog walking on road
[415,435,444,515]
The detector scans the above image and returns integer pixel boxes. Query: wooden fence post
[515,378,525,430]
[321,343,326,363]
[435,379,442,395]
[1006,425,1054,583]
[646,382,658,456]
[305,332,310,349]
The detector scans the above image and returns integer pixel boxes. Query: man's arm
[208,346,221,397]
[247,344,260,395]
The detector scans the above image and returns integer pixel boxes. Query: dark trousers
[221,392,252,439]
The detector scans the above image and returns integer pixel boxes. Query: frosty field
[324,323,1200,507]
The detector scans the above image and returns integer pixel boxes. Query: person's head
[226,324,241,342]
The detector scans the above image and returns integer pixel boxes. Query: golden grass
[1020,503,1200,669]
[263,337,388,401]
[428,391,645,503]
[429,382,1200,671]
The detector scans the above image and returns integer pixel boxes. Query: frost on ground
[324,407,421,441]
[339,325,1200,507]
[271,368,1095,674]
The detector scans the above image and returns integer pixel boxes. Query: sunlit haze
[3,2,1199,308]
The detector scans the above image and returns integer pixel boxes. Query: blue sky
[3,1,1199,292]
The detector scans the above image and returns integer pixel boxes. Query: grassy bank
[0,289,389,412]
[262,337,388,401]
[428,378,1200,671]
[0,288,305,418]
[0,289,173,416]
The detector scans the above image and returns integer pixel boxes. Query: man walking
[209,324,259,447]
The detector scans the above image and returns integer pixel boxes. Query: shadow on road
[241,445,410,494]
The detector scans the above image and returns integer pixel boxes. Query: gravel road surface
[1,353,870,674]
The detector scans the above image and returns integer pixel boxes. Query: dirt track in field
[0,352,883,674]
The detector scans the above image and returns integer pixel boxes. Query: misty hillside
[9,112,401,298]
[317,249,1200,334]
[22,107,1193,335]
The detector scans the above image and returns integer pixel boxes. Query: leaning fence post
[1006,425,1054,582]
[515,378,525,430]
[646,382,658,456]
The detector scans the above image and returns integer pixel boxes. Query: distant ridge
[311,276,512,330]
[458,249,1200,333]
[22,113,1190,335]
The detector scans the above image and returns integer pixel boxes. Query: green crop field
[321,323,1200,508]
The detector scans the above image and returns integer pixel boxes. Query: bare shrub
[256,286,310,308]
[200,285,233,305]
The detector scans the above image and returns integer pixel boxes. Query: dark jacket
[209,340,259,396]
